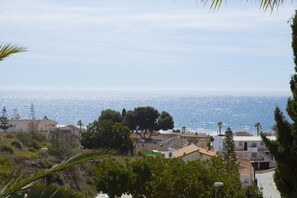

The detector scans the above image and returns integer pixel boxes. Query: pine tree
[261,12,297,198]
[222,127,236,167]
[0,107,11,132]
[30,103,35,120]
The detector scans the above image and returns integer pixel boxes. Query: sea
[0,89,291,135]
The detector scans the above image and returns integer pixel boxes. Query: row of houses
[137,131,276,187]
[0,119,81,138]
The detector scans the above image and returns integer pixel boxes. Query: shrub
[31,140,41,150]
[0,145,14,154]
[16,132,32,146]
[32,132,47,142]
[3,134,14,139]
[11,140,23,150]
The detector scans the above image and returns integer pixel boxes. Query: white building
[0,119,57,133]
[213,136,276,170]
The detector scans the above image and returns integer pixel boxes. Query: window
[251,143,257,147]
[238,141,243,146]
[251,153,257,158]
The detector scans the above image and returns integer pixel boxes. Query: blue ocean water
[0,89,290,135]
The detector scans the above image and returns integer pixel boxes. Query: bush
[0,145,14,154]
[16,132,32,146]
[32,132,47,142]
[31,140,41,150]
[11,140,23,150]
[3,134,14,139]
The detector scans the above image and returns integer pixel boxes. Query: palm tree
[203,0,287,11]
[254,122,262,136]
[0,43,26,62]
[217,121,223,135]
[77,120,83,132]
[0,149,109,198]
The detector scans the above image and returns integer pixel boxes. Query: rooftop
[233,136,276,142]
[172,144,216,158]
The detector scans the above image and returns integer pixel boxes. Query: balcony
[247,147,258,152]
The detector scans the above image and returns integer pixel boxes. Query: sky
[1,0,296,93]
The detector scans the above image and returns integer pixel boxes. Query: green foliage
[0,156,11,181]
[0,107,11,132]
[95,157,251,198]
[99,109,122,123]
[10,184,83,198]
[10,140,23,150]
[32,131,47,142]
[122,106,174,139]
[217,121,223,135]
[0,145,14,154]
[0,149,109,198]
[81,120,133,154]
[157,111,174,130]
[95,160,131,198]
[16,132,44,150]
[16,132,32,147]
[0,43,26,62]
[222,127,236,167]
[49,129,79,159]
[254,122,262,136]
[202,0,286,11]
[261,12,297,198]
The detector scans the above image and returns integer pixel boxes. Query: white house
[0,119,57,133]
[172,144,216,162]
[213,135,276,170]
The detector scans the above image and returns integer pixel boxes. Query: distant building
[0,119,57,133]
[57,124,81,138]
[172,144,216,162]
[213,136,276,170]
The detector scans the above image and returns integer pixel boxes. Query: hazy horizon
[1,0,296,92]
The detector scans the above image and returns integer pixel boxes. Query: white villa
[213,135,276,170]
[0,119,57,133]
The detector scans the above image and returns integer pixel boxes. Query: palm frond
[201,0,287,11]
[0,149,110,197]
[10,184,83,198]
[0,43,27,62]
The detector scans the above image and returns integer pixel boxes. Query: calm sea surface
[0,89,290,135]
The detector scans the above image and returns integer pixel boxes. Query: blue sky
[0,0,296,93]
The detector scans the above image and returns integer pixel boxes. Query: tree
[77,120,83,132]
[157,111,174,130]
[99,109,122,123]
[43,116,49,120]
[95,157,259,198]
[122,106,174,140]
[181,126,186,133]
[0,43,26,62]
[217,121,223,135]
[222,127,237,168]
[261,12,297,198]
[30,102,35,120]
[81,120,133,154]
[121,108,126,119]
[0,107,11,132]
[254,122,262,136]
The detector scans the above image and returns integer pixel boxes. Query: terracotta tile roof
[172,144,216,158]
[237,157,254,176]
[234,131,253,136]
